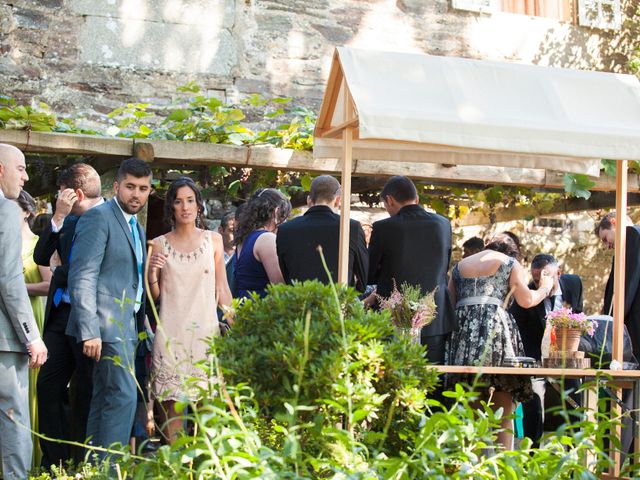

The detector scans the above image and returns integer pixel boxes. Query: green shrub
[216,281,440,456]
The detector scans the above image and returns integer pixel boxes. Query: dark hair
[220,211,235,229]
[531,253,558,270]
[234,202,247,221]
[234,188,291,246]
[116,157,152,182]
[57,163,101,198]
[309,175,340,204]
[500,231,522,249]
[163,177,207,229]
[484,233,520,259]
[31,213,52,236]
[595,212,616,235]
[16,190,36,228]
[462,236,484,251]
[380,176,417,204]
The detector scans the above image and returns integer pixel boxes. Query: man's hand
[27,338,48,368]
[52,188,78,228]
[83,337,102,361]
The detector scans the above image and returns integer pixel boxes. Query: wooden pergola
[313,47,640,477]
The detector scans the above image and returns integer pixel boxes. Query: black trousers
[37,304,93,468]
[423,333,449,365]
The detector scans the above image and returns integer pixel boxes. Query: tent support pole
[610,159,628,477]
[338,125,353,285]
[337,78,355,286]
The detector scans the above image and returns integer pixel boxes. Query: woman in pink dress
[147,177,232,443]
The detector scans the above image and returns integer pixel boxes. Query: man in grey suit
[0,143,48,479]
[67,157,151,459]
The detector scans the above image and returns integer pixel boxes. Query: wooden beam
[338,80,355,285]
[316,118,359,139]
[0,130,133,156]
[612,160,627,364]
[3,130,639,193]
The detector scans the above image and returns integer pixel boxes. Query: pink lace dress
[150,231,220,401]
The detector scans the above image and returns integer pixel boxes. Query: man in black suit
[368,176,454,363]
[597,212,640,359]
[34,163,103,467]
[276,175,368,291]
[510,253,583,445]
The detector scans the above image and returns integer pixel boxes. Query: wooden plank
[431,365,640,378]
[149,138,248,165]
[338,80,354,285]
[315,49,344,134]
[2,129,638,193]
[0,130,133,156]
[317,117,359,139]
[613,161,628,365]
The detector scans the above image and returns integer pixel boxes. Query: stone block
[12,7,49,30]
[69,0,235,29]
[0,6,16,34]
[78,15,237,75]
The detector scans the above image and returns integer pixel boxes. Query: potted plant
[546,307,597,352]
[377,281,436,342]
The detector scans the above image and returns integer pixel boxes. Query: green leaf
[272,97,292,104]
[228,108,245,122]
[265,108,285,119]
[563,173,595,199]
[228,179,241,197]
[601,159,617,177]
[176,81,200,93]
[165,109,192,122]
[300,174,313,191]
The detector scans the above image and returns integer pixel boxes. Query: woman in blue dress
[233,188,291,298]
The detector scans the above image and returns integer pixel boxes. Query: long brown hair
[163,177,207,229]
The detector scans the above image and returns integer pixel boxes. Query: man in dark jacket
[368,176,455,363]
[276,175,368,291]
[510,253,583,444]
[34,163,103,467]
[597,212,640,359]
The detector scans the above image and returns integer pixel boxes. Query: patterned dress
[151,231,220,402]
[445,258,532,402]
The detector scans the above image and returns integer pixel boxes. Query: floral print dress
[445,258,532,402]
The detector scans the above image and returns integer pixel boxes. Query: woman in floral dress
[446,233,553,449]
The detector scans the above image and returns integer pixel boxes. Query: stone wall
[1,0,637,119]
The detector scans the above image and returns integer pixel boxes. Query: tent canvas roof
[314,47,640,175]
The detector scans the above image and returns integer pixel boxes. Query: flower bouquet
[377,281,436,342]
[546,307,597,352]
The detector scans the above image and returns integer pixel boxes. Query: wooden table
[431,366,640,479]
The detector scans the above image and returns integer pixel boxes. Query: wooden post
[337,81,354,285]
[612,160,627,364]
[610,159,628,477]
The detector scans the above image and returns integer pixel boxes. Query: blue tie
[129,216,143,312]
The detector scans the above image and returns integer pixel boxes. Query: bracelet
[149,280,158,285]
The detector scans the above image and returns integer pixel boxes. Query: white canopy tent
[314,46,640,367]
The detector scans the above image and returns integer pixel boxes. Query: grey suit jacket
[67,198,147,343]
[0,198,39,352]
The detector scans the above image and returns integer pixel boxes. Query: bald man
[0,144,47,479]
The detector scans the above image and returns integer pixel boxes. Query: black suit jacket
[33,215,79,331]
[276,205,368,291]
[603,225,640,358]
[368,204,455,337]
[510,274,583,360]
